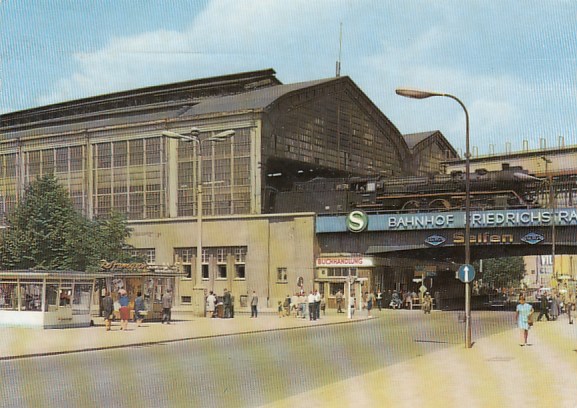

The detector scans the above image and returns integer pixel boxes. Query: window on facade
[130,248,156,264]
[174,248,194,279]
[235,264,246,279]
[277,267,288,283]
[217,264,227,279]
[94,138,166,220]
[202,265,209,280]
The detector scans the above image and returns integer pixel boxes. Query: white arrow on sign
[464,265,469,283]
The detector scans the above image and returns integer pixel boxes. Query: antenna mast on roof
[336,22,342,77]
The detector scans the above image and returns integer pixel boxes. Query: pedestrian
[134,291,145,327]
[298,292,306,318]
[291,293,299,317]
[308,291,316,321]
[101,290,114,332]
[515,295,534,346]
[335,290,344,313]
[250,291,258,318]
[550,292,560,321]
[206,291,217,318]
[349,293,355,317]
[118,289,130,331]
[223,288,232,318]
[277,301,284,317]
[537,291,550,321]
[366,291,374,317]
[161,288,173,324]
[376,290,383,311]
[320,295,326,316]
[314,290,321,320]
[283,295,291,317]
[422,292,433,314]
[566,290,575,324]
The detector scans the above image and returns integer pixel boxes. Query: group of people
[279,291,325,320]
[101,287,174,331]
[205,289,234,318]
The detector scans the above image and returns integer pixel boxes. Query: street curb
[0,316,370,361]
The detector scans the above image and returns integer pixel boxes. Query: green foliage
[473,257,526,288]
[0,175,133,271]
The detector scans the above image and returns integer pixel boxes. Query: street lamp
[540,156,556,283]
[396,88,472,348]
[162,127,235,316]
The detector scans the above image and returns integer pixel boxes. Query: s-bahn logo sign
[424,235,446,246]
[346,210,368,233]
[521,232,545,245]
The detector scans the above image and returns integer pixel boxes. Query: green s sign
[346,210,368,233]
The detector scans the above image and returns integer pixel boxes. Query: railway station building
[0,68,459,313]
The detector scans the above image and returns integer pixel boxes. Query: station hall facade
[0,69,458,313]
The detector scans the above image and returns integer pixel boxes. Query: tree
[474,257,526,289]
[0,175,133,271]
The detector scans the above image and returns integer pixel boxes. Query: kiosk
[97,262,183,321]
[0,270,108,329]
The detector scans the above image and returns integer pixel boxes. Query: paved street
[1,309,576,407]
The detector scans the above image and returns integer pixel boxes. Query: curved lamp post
[396,88,472,348]
[162,127,235,315]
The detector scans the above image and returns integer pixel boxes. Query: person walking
[102,290,114,332]
[335,290,344,313]
[314,290,321,320]
[515,295,534,346]
[250,291,258,318]
[161,288,173,324]
[133,291,145,327]
[376,290,383,311]
[537,291,550,321]
[118,289,130,331]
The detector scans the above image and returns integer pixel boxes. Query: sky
[1,0,576,155]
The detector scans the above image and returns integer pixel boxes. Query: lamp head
[395,88,443,99]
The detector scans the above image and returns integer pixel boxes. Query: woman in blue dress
[515,295,534,346]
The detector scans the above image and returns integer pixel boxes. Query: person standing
[422,292,433,314]
[223,288,232,318]
[376,290,383,311]
[102,290,114,332]
[206,291,217,318]
[349,293,356,317]
[133,291,145,327]
[566,290,575,324]
[314,290,321,320]
[537,291,550,321]
[161,288,173,324]
[118,289,130,331]
[550,292,560,321]
[366,291,374,317]
[308,291,316,321]
[515,295,534,346]
[335,290,344,313]
[250,291,258,318]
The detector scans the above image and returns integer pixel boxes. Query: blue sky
[1,0,576,155]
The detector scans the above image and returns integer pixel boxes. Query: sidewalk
[0,308,361,360]
[263,314,577,407]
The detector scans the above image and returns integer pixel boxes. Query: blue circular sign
[458,264,476,283]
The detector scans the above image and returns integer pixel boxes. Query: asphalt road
[0,311,513,407]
